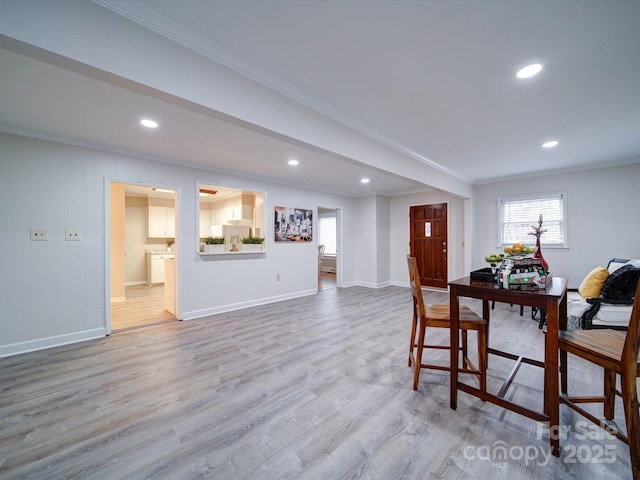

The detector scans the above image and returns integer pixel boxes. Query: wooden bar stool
[407,256,488,392]
[559,281,640,480]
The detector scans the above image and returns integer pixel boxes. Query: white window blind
[499,192,567,247]
[318,215,337,255]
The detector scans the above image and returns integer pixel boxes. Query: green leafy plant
[166,239,175,248]
[204,236,225,245]
[240,236,265,244]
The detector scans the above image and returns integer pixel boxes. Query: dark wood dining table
[449,275,569,456]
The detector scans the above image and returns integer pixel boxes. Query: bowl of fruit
[503,243,535,256]
[484,253,506,273]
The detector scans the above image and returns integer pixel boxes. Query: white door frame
[104,179,181,334]
[317,205,342,288]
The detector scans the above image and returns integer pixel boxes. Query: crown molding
[0,124,393,198]
[93,0,465,182]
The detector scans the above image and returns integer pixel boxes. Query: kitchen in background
[198,185,265,249]
[124,186,176,288]
[110,183,177,331]
[111,183,264,331]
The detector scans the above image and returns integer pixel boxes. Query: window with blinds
[498,192,567,247]
[318,215,337,255]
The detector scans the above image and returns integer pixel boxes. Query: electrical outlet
[30,228,48,241]
[65,229,82,241]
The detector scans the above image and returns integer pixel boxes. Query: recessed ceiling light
[361,178,370,184]
[542,140,559,148]
[516,63,543,79]
[140,119,158,128]
[288,159,299,166]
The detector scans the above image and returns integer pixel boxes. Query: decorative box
[470,267,498,283]
[504,257,552,290]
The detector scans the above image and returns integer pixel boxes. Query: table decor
[240,236,265,252]
[529,214,549,272]
[204,236,225,253]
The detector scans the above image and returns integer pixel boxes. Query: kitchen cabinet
[199,208,224,238]
[224,204,253,222]
[224,194,254,222]
[148,206,175,238]
[210,209,221,226]
[146,252,174,285]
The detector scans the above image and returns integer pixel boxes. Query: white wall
[4,130,636,357]
[355,196,378,287]
[376,196,391,285]
[473,163,640,286]
[0,132,359,356]
[353,195,392,288]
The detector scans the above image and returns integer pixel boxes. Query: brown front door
[410,203,448,289]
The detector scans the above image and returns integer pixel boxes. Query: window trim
[498,191,568,249]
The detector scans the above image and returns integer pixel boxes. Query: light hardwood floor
[111,284,177,331]
[0,286,634,479]
[319,272,336,290]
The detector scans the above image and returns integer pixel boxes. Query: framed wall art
[274,206,313,242]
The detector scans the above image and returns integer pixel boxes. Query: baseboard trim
[389,280,448,292]
[355,280,392,289]
[182,289,317,320]
[0,328,107,358]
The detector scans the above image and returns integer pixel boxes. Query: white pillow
[608,260,629,274]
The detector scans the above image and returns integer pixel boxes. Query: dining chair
[558,281,640,480]
[406,255,488,392]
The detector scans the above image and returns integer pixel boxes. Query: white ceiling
[1,0,639,197]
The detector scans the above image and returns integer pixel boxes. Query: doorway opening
[409,203,448,289]
[108,182,179,332]
[317,206,341,290]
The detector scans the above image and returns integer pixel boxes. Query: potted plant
[166,239,175,252]
[204,236,225,253]
[240,236,265,252]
